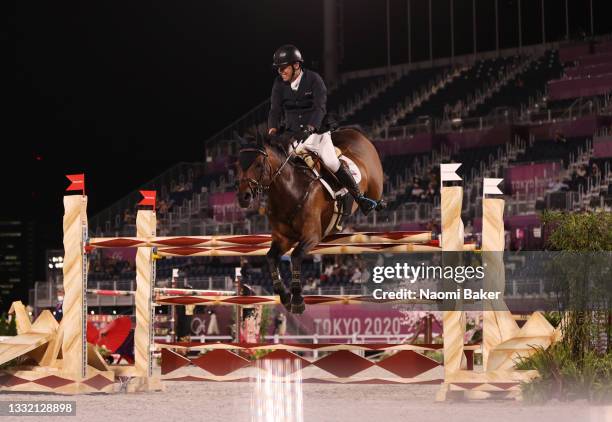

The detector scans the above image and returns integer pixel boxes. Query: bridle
[238,146,293,198]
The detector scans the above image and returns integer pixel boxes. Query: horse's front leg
[267,239,292,311]
[289,237,319,314]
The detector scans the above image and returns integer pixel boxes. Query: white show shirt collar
[290,69,304,91]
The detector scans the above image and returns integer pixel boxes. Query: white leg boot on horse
[295,132,379,215]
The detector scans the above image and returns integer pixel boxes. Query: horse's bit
[238,147,293,198]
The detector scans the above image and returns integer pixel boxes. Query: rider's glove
[295,125,315,143]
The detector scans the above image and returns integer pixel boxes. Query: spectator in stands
[93,258,103,274]
[547,179,569,193]
[591,162,600,179]
[157,199,170,218]
[409,177,424,201]
[323,263,334,279]
[554,131,570,165]
[423,182,436,201]
[330,264,342,284]
[312,254,322,277]
[206,309,220,336]
[572,165,589,190]
[303,276,317,293]
[273,313,287,336]
[426,219,440,240]
[120,262,132,275]
[239,258,252,286]
[123,209,134,225]
[428,167,439,185]
[554,131,567,144]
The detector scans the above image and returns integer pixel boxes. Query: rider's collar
[290,69,303,91]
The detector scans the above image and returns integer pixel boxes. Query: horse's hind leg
[289,238,319,314]
[267,240,291,311]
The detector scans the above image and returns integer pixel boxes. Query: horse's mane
[242,127,293,155]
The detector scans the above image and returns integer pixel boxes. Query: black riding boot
[334,163,378,215]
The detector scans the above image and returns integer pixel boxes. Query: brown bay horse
[236,128,384,314]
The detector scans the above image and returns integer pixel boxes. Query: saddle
[295,147,361,236]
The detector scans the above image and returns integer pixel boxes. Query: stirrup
[356,195,378,215]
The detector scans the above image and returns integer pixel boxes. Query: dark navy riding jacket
[268,69,327,133]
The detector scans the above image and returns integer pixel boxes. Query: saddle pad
[340,155,362,184]
[313,155,362,199]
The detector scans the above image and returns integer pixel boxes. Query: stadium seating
[470,50,563,117]
[344,67,446,127]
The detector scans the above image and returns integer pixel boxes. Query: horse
[236,128,384,314]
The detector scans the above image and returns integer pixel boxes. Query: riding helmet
[272,45,303,68]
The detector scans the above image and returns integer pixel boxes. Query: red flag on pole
[138,190,156,209]
[65,174,85,194]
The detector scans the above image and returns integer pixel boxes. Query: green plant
[543,311,562,328]
[517,343,612,404]
[258,306,271,341]
[541,210,612,251]
[0,313,17,336]
[250,349,273,361]
[423,350,443,363]
[518,211,612,403]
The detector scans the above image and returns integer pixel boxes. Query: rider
[267,44,378,215]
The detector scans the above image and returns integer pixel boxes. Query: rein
[238,146,293,196]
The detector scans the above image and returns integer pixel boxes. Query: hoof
[279,294,292,312]
[291,301,305,314]
[289,281,304,314]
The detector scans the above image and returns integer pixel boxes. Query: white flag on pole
[440,163,462,182]
[483,178,504,196]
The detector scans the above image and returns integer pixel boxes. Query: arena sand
[1,382,610,422]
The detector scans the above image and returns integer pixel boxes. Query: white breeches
[289,131,341,172]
